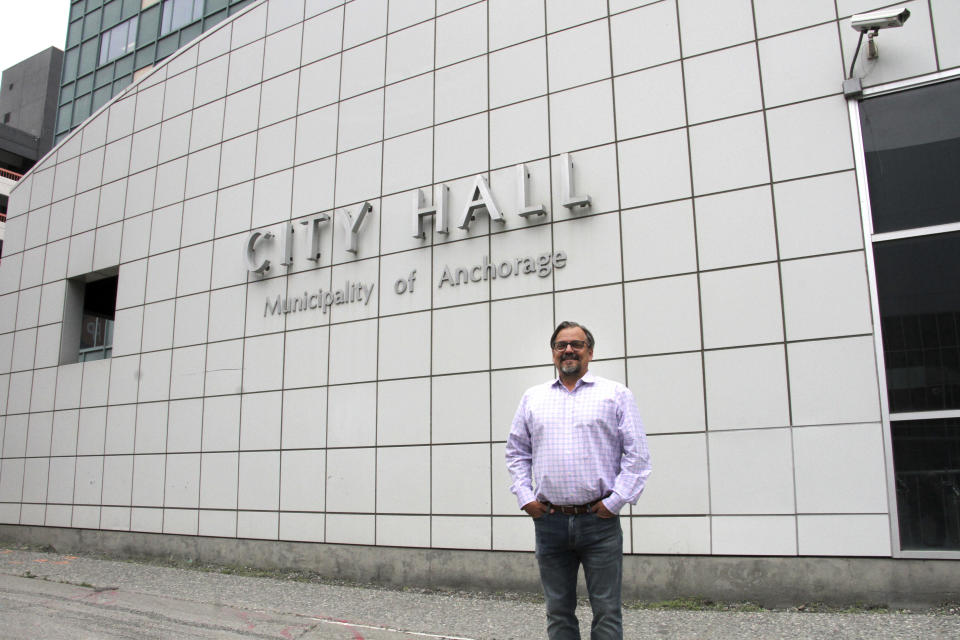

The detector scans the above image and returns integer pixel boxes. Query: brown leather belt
[543,499,601,515]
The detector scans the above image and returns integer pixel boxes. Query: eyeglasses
[552,340,588,351]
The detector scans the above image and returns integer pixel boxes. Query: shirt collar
[552,371,596,390]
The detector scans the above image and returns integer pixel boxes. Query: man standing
[505,321,651,640]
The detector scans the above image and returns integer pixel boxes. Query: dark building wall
[0,47,64,157]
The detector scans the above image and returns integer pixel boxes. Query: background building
[0,46,64,165]
[0,0,958,603]
[56,0,258,144]
[0,47,65,260]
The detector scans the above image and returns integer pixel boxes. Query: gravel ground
[1,544,958,639]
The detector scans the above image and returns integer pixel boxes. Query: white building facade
[1,0,959,600]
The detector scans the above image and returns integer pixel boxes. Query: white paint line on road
[308,616,479,640]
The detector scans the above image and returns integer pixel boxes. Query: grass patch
[627,597,764,612]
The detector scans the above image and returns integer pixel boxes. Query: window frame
[98,14,139,66]
[160,0,204,36]
[849,67,960,560]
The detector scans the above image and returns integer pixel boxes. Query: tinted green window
[92,85,113,112]
[67,20,84,48]
[229,0,253,15]
[95,64,114,87]
[135,44,156,70]
[156,32,179,60]
[138,5,161,47]
[79,38,99,75]
[75,72,94,96]
[82,9,101,40]
[179,21,203,47]
[60,82,75,104]
[62,47,80,83]
[206,0,228,12]
[72,93,92,126]
[122,0,139,19]
[70,1,85,21]
[204,9,227,29]
[57,103,74,132]
[114,53,135,77]
[101,0,122,28]
[113,75,133,94]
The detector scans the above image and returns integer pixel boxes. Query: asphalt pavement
[0,545,958,639]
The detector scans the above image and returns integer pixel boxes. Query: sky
[0,0,72,75]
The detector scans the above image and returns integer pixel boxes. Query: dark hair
[550,321,595,349]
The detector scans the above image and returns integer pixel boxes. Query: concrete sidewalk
[1,546,958,639]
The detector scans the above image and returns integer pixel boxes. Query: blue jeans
[533,511,623,640]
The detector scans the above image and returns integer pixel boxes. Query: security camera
[850,6,910,33]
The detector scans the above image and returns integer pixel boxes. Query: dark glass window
[860,79,960,234]
[863,79,960,552]
[78,276,117,362]
[875,232,960,413]
[892,418,960,550]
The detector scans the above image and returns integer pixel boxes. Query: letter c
[245,231,274,274]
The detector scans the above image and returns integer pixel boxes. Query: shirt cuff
[515,489,537,511]
[602,493,626,514]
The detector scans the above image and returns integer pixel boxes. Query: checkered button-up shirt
[505,372,652,514]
